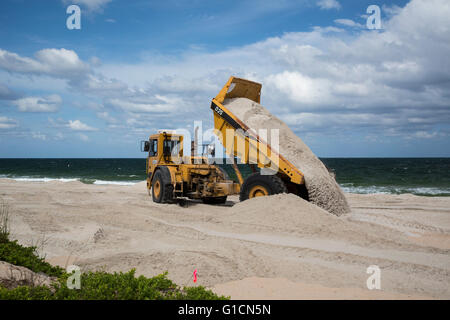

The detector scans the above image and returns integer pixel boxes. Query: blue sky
[0,0,449,158]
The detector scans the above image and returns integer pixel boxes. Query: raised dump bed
[210,76,350,216]
[211,77,306,196]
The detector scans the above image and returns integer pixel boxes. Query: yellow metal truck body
[211,76,305,186]
[142,76,308,204]
[144,131,238,203]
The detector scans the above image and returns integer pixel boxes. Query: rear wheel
[151,169,174,203]
[239,172,287,201]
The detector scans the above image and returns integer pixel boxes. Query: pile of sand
[229,193,338,228]
[223,194,408,246]
[223,98,350,216]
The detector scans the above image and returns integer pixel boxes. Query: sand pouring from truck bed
[223,97,350,216]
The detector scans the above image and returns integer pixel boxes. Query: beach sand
[1,179,449,299]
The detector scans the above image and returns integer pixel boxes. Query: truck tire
[202,196,227,205]
[151,168,174,203]
[239,172,287,201]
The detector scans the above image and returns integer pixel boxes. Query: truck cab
[145,131,183,166]
[142,130,238,204]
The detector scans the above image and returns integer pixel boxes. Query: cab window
[149,139,158,157]
[163,139,181,156]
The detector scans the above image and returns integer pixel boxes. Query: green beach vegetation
[0,202,228,300]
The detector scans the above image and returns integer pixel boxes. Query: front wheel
[239,173,287,201]
[151,169,173,203]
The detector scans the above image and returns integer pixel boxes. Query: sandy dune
[1,179,449,299]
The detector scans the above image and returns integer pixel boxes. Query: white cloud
[12,94,62,112]
[48,118,98,132]
[68,120,97,131]
[334,19,364,28]
[413,131,438,139]
[0,49,130,100]
[0,48,88,78]
[0,116,18,129]
[77,74,127,95]
[382,4,402,17]
[265,71,332,105]
[317,0,341,10]
[96,111,117,123]
[89,56,102,67]
[281,112,397,130]
[32,132,47,140]
[106,95,180,113]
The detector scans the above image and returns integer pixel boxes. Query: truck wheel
[239,172,287,201]
[202,196,227,205]
[152,169,173,203]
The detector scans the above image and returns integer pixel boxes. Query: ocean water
[0,158,449,196]
[321,158,450,196]
[0,159,144,186]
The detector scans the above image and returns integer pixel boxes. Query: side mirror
[141,140,150,152]
[207,144,215,157]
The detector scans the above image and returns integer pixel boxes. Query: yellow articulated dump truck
[142,76,308,204]
[141,130,238,204]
